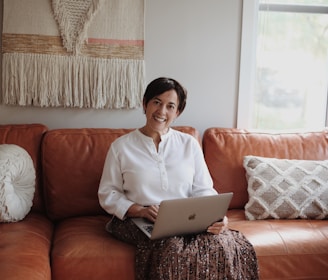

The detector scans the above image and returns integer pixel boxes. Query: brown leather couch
[0,124,53,279]
[203,127,328,279]
[0,124,327,279]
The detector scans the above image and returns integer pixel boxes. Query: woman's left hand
[207,216,228,235]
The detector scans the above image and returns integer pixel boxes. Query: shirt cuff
[115,199,135,220]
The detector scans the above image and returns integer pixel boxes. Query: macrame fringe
[1,53,145,109]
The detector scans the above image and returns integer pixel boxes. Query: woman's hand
[207,216,228,235]
[140,205,159,223]
[127,204,159,223]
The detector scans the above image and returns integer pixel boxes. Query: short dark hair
[143,77,187,114]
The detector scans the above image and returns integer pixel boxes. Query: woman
[98,77,258,279]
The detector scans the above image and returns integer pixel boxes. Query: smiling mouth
[153,116,166,122]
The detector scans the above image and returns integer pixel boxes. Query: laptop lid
[132,192,233,240]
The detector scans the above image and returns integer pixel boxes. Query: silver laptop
[132,192,233,240]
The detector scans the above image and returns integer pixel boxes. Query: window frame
[237,0,328,129]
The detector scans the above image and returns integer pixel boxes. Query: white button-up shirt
[98,128,217,220]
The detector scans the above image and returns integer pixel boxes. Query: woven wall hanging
[1,0,145,109]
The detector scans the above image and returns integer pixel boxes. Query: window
[238,0,328,130]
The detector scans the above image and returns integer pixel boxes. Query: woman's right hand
[141,205,159,223]
[127,204,159,223]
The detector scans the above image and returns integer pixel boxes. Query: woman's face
[143,89,180,134]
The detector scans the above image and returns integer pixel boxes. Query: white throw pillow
[0,144,36,222]
[244,155,328,220]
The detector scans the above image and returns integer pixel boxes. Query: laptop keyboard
[143,225,153,234]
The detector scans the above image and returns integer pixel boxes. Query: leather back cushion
[0,124,48,212]
[202,127,328,209]
[42,126,200,221]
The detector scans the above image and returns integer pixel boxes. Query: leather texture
[0,208,53,280]
[203,127,328,209]
[0,124,48,212]
[51,215,135,280]
[1,124,327,279]
[0,124,52,280]
[204,128,328,279]
[42,126,199,221]
[41,126,199,279]
[227,209,328,279]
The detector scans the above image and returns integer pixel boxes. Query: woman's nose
[158,105,166,113]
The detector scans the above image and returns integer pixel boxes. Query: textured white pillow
[0,144,36,222]
[244,155,328,220]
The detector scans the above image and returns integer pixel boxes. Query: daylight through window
[241,0,328,130]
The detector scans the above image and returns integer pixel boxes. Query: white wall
[0,0,242,135]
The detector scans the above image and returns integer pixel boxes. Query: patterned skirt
[106,217,259,280]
